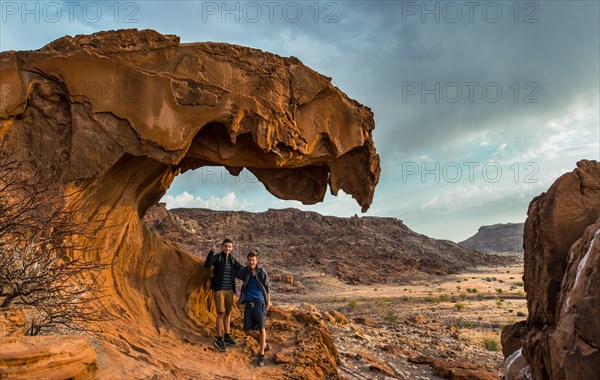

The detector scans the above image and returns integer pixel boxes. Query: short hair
[222,238,234,246]
[247,249,259,258]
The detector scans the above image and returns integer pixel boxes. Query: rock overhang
[0,29,380,212]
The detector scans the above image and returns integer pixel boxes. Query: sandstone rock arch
[0,29,380,377]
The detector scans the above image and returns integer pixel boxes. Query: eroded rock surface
[0,335,98,380]
[0,29,380,378]
[503,160,600,379]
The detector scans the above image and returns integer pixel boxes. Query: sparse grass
[460,293,467,300]
[517,290,526,298]
[483,338,499,351]
[454,302,465,311]
[384,311,399,323]
[348,300,358,309]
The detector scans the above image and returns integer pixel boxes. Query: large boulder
[503,160,600,379]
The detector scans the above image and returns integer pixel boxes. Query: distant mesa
[460,223,524,254]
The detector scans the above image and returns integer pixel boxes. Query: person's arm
[263,270,271,311]
[203,243,218,268]
[233,256,242,271]
[235,266,248,280]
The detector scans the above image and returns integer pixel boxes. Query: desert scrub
[516,311,527,317]
[347,300,358,310]
[517,290,526,298]
[460,293,467,300]
[483,338,499,351]
[496,288,504,294]
[384,311,399,323]
[454,302,465,311]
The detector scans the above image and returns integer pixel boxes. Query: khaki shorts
[214,290,234,313]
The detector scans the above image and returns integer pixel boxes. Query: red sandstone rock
[0,29,379,378]
[0,335,98,379]
[503,160,600,379]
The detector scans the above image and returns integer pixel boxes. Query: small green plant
[483,338,499,351]
[454,302,465,311]
[460,293,467,300]
[496,299,504,306]
[384,311,399,323]
[477,294,484,301]
[515,281,524,287]
[496,288,504,294]
[472,288,479,293]
[517,311,527,317]
[348,300,358,309]
[517,290,526,298]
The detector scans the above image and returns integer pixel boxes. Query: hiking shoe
[214,338,228,352]
[258,354,265,367]
[223,334,237,346]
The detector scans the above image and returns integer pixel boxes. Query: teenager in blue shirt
[236,249,271,366]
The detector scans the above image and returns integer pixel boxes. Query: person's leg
[223,311,231,334]
[245,329,260,342]
[258,328,267,355]
[223,291,237,346]
[216,312,224,337]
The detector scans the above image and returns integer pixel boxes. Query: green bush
[384,311,399,322]
[496,288,504,294]
[517,290,526,298]
[516,311,527,317]
[515,281,524,287]
[348,300,358,309]
[454,302,465,311]
[460,293,467,300]
[483,338,499,351]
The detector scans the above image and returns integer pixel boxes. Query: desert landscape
[1,29,599,380]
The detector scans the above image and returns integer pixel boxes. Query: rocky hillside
[144,203,510,288]
[460,223,524,254]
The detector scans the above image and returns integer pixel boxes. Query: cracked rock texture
[0,29,379,378]
[503,160,600,379]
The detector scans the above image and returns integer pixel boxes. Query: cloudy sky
[1,1,598,241]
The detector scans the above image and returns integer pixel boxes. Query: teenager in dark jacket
[236,249,271,366]
[204,238,242,352]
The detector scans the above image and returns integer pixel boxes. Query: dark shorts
[243,301,266,331]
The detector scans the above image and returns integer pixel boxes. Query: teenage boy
[204,238,242,352]
[237,250,271,367]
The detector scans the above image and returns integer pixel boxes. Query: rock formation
[460,223,524,254]
[0,29,380,378]
[502,160,600,379]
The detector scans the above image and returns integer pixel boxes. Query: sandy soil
[273,262,526,379]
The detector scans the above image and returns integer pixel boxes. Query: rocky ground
[275,264,526,379]
[141,204,522,379]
